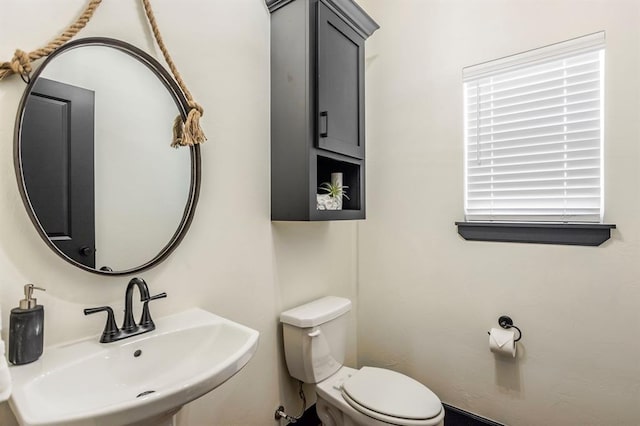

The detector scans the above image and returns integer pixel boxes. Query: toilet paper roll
[489,327,516,357]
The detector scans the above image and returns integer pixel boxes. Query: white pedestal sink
[9,308,259,426]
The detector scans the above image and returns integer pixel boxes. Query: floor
[296,405,321,426]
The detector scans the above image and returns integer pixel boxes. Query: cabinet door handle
[320,111,329,138]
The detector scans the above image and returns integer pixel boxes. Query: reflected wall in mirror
[15,38,201,275]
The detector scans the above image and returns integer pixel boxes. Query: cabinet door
[317,1,365,159]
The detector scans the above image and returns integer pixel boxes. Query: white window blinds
[463,32,605,222]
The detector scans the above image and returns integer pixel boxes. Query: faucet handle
[147,292,167,302]
[140,292,167,329]
[84,306,119,343]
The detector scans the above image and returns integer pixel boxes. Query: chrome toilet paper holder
[488,315,522,342]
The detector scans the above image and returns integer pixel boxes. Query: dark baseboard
[294,402,503,426]
[443,403,505,426]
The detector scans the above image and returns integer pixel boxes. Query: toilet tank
[280,296,351,383]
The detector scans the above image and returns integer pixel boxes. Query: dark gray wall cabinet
[268,0,379,221]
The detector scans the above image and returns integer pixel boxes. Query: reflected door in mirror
[22,78,96,268]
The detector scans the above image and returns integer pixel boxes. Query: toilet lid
[341,367,442,421]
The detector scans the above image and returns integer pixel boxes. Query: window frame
[456,32,615,246]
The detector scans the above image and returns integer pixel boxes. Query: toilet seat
[341,367,443,426]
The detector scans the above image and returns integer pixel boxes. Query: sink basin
[9,308,259,426]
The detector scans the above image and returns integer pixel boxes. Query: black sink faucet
[122,277,151,333]
[84,278,167,343]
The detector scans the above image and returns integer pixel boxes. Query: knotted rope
[0,0,103,81]
[141,0,206,147]
[0,0,206,148]
[3,49,32,80]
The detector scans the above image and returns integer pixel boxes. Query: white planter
[317,194,341,210]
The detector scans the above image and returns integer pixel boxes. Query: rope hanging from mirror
[0,0,206,148]
[0,0,102,83]
[140,0,206,147]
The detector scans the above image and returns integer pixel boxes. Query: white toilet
[281,296,444,426]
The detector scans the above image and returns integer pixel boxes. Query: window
[458,32,615,245]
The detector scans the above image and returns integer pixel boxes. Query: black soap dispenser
[9,284,46,365]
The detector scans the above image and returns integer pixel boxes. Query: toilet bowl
[280,297,444,426]
[316,366,444,426]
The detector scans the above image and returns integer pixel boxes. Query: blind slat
[469,186,600,194]
[472,69,600,99]
[473,58,600,90]
[470,108,600,131]
[470,98,599,123]
[468,156,600,172]
[469,166,600,179]
[467,139,600,156]
[469,118,599,139]
[469,79,600,106]
[468,89,600,116]
[467,128,599,146]
[469,195,600,202]
[469,175,600,186]
[469,148,600,164]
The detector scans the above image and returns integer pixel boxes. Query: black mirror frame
[13,37,201,276]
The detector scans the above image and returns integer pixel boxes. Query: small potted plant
[317,173,349,210]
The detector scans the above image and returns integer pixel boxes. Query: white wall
[357,0,640,425]
[0,1,358,425]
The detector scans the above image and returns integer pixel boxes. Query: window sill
[455,222,616,246]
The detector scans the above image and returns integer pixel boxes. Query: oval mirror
[14,38,201,275]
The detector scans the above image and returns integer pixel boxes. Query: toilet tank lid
[280,296,352,327]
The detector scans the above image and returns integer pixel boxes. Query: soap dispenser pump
[9,284,46,365]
